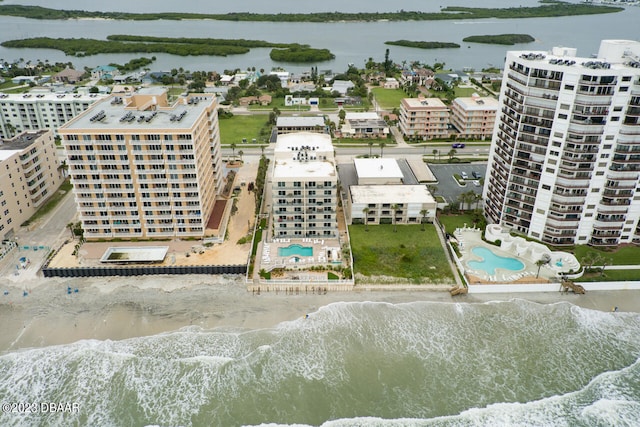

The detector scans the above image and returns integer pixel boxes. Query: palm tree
[420,209,428,231]
[379,141,386,158]
[432,149,438,162]
[260,144,266,156]
[368,141,374,158]
[67,222,75,239]
[391,204,399,232]
[473,193,483,211]
[448,149,457,161]
[238,150,244,162]
[427,185,438,196]
[535,254,551,278]
[600,257,613,277]
[230,142,237,161]
[362,207,370,231]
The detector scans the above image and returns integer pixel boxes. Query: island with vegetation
[1,36,334,62]
[463,34,536,45]
[385,40,461,49]
[0,3,624,22]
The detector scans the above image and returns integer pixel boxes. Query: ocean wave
[1,300,639,427]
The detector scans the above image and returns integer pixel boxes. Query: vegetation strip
[1,36,334,62]
[463,34,535,45]
[385,41,461,49]
[0,4,624,22]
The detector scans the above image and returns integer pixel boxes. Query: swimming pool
[278,244,313,257]
[467,246,524,275]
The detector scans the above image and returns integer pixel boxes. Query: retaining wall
[42,264,246,277]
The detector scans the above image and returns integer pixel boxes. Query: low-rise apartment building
[450,96,499,140]
[59,88,223,240]
[276,116,326,135]
[340,112,389,138]
[272,132,338,238]
[0,130,64,240]
[399,98,450,140]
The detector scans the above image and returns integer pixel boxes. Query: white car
[461,171,469,180]
[473,180,481,187]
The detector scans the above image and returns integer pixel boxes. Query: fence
[247,279,354,293]
[42,264,246,278]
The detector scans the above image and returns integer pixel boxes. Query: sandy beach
[1,274,639,354]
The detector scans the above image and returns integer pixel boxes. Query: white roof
[274,132,334,154]
[273,160,336,180]
[354,158,403,180]
[351,185,436,204]
[344,112,380,120]
[0,150,17,161]
[403,98,448,109]
[453,97,499,111]
[277,116,325,127]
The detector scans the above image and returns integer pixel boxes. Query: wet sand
[1,275,639,353]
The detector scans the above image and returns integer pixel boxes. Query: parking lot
[428,163,487,205]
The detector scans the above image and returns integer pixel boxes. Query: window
[564,84,574,90]
[558,114,567,120]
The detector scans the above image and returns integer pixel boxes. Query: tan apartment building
[399,98,450,140]
[59,88,223,240]
[0,130,64,240]
[450,96,499,140]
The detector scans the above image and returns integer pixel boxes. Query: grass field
[454,86,479,97]
[576,269,640,282]
[572,244,640,266]
[349,224,454,283]
[437,213,478,234]
[370,87,408,110]
[218,114,270,145]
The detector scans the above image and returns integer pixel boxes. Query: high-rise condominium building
[272,132,338,238]
[0,130,64,240]
[484,40,640,246]
[59,88,223,240]
[0,92,105,138]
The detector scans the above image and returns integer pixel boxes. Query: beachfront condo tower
[484,39,640,246]
[272,132,338,239]
[59,88,223,240]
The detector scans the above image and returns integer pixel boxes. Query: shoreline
[1,275,639,354]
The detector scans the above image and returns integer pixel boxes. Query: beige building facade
[59,88,223,240]
[450,96,499,140]
[0,130,64,240]
[399,98,450,140]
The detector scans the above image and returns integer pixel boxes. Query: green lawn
[349,224,454,283]
[218,114,270,145]
[576,269,640,282]
[572,245,640,266]
[333,137,394,146]
[437,213,478,234]
[371,87,408,110]
[454,86,479,97]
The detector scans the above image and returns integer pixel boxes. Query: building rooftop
[0,92,105,102]
[354,158,403,180]
[60,93,215,131]
[0,130,48,154]
[100,246,169,263]
[274,132,334,155]
[277,116,325,128]
[273,159,337,179]
[403,98,448,109]
[453,96,500,111]
[350,185,436,204]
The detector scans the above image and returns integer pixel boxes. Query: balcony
[551,193,586,205]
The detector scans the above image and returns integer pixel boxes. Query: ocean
[1,299,639,426]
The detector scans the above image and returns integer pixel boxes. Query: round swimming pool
[467,246,524,275]
[278,244,313,257]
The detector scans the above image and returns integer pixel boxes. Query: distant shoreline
[0,4,625,23]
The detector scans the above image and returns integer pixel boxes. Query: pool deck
[260,237,344,271]
[454,228,556,284]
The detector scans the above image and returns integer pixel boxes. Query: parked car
[473,180,481,187]
[472,171,481,179]
[452,143,465,148]
[461,171,469,180]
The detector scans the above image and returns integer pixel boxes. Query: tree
[432,149,438,162]
[600,257,613,277]
[420,209,428,231]
[535,254,551,278]
[67,222,75,239]
[238,150,244,162]
[230,142,237,161]
[379,141,386,158]
[391,204,399,232]
[427,185,438,197]
[362,207,370,231]
[448,149,457,161]
[338,109,346,124]
[368,141,374,158]
[260,144,266,156]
